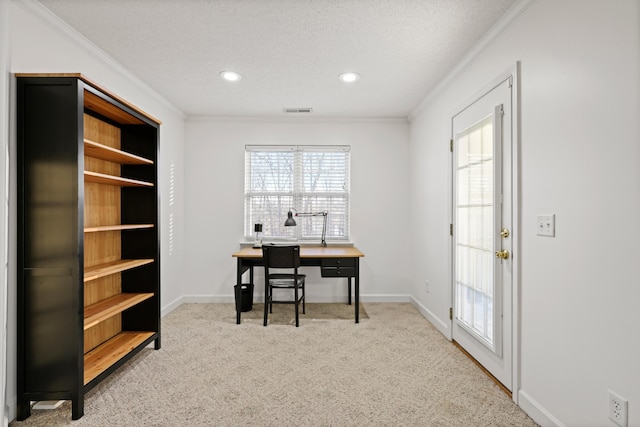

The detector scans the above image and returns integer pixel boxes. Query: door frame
[448,63,520,403]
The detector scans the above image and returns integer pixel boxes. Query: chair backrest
[262,245,301,269]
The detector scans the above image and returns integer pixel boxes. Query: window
[244,145,350,243]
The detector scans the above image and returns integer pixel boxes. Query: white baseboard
[161,296,184,317]
[181,295,230,304]
[6,394,16,424]
[161,295,230,317]
[359,294,412,303]
[518,390,564,427]
[162,293,412,316]
[409,296,451,340]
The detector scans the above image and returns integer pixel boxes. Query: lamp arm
[294,211,326,217]
[295,211,328,246]
[321,212,327,247]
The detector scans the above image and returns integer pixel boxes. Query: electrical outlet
[425,280,430,293]
[608,390,628,427]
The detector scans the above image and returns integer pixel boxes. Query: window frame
[244,145,351,244]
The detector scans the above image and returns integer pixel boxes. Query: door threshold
[453,340,511,398]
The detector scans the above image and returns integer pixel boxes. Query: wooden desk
[232,246,365,324]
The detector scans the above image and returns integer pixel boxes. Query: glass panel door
[455,115,497,350]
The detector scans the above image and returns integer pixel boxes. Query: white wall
[184,118,411,303]
[5,0,187,421]
[409,1,640,426]
[1,0,10,423]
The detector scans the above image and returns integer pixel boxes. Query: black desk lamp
[284,209,328,247]
[253,223,263,248]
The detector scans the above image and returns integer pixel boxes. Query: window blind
[245,145,350,242]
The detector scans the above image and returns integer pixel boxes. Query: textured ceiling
[37,0,517,118]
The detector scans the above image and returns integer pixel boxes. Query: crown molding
[186,115,409,124]
[12,0,185,120]
[408,0,537,121]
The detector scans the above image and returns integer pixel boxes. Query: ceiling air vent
[283,107,313,114]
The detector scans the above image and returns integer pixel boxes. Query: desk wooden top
[232,245,364,258]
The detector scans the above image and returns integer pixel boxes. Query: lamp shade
[284,211,297,226]
[254,223,263,233]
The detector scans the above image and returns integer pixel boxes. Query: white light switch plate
[537,214,555,237]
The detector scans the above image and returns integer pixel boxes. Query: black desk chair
[262,245,306,327]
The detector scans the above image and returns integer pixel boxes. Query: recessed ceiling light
[339,72,360,83]
[220,71,242,82]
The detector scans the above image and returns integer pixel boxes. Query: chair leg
[302,282,306,314]
[294,286,299,327]
[263,284,269,326]
[269,285,273,313]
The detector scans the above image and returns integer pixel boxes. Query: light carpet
[10,303,538,427]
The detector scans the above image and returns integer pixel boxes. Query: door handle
[495,249,510,260]
[500,228,510,238]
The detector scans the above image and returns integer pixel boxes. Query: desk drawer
[320,258,356,277]
[321,258,356,268]
[321,266,355,277]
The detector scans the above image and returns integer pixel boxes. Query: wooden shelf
[84,259,154,282]
[84,171,154,187]
[84,90,146,126]
[84,139,153,165]
[84,293,154,330]
[84,224,154,233]
[84,331,154,385]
